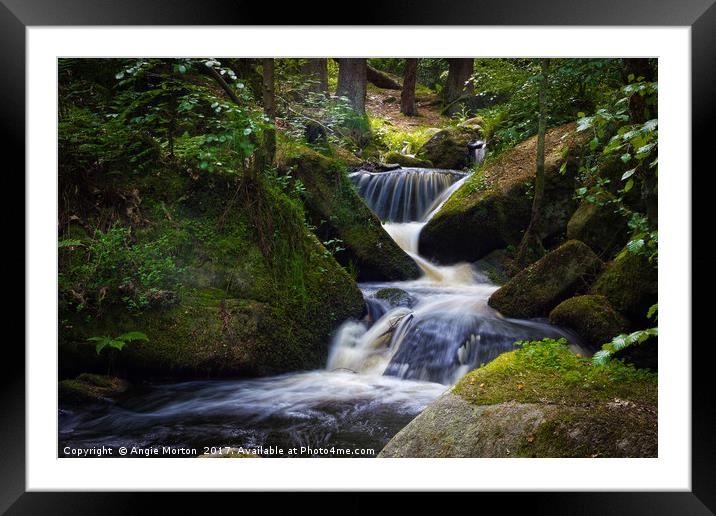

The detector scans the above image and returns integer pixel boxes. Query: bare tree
[401,58,419,116]
[335,58,367,115]
[443,58,474,106]
[262,58,276,166]
[301,58,328,95]
[516,58,550,268]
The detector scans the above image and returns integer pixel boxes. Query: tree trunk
[301,58,328,95]
[443,58,474,105]
[366,64,402,90]
[401,58,419,116]
[515,58,550,269]
[335,58,367,115]
[262,58,276,167]
[622,58,655,124]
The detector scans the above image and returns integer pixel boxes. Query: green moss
[488,240,603,318]
[59,168,365,378]
[280,145,420,281]
[566,195,629,260]
[419,123,584,264]
[549,295,629,350]
[383,152,433,168]
[453,339,657,408]
[590,249,657,325]
[375,287,413,307]
[59,374,129,404]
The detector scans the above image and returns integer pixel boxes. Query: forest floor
[365,86,448,132]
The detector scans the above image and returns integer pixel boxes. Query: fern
[88,331,149,355]
[592,304,657,366]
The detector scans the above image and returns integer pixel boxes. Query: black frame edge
[7,0,716,513]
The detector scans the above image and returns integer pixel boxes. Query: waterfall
[330,159,584,386]
[349,168,466,223]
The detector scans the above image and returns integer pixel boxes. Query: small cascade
[349,168,466,223]
[331,153,585,386]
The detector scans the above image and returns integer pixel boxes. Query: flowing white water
[330,166,582,385]
[60,162,582,457]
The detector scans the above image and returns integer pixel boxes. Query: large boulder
[416,126,482,170]
[282,147,420,282]
[59,173,365,378]
[488,240,603,318]
[419,123,585,264]
[379,341,657,458]
[590,249,658,326]
[383,151,433,169]
[566,195,629,260]
[549,295,629,351]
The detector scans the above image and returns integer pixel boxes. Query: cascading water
[329,162,583,385]
[59,156,583,457]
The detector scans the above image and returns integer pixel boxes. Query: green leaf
[626,238,645,253]
[620,153,631,164]
[117,331,149,342]
[624,178,634,192]
[115,72,124,80]
[559,161,567,174]
[647,303,658,320]
[592,350,611,366]
[621,168,636,180]
[178,65,187,74]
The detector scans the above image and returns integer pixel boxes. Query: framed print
[4,0,715,511]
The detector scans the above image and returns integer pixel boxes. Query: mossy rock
[383,152,433,168]
[280,146,420,282]
[549,295,629,351]
[59,172,365,378]
[375,287,414,308]
[59,373,130,405]
[420,123,586,264]
[327,144,363,169]
[566,196,629,260]
[416,126,481,170]
[488,240,603,318]
[590,249,657,325]
[380,340,657,457]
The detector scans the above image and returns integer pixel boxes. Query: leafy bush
[592,304,658,366]
[59,226,184,315]
[89,331,149,355]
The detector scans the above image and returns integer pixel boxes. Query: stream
[59,164,581,458]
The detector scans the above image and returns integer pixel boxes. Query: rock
[59,170,366,378]
[457,116,485,132]
[488,240,603,318]
[419,123,586,264]
[590,249,657,325]
[473,249,511,285]
[59,373,130,405]
[416,126,482,170]
[282,147,420,282]
[566,195,629,259]
[382,95,398,104]
[549,295,629,351]
[382,152,433,169]
[380,342,657,457]
[375,288,414,308]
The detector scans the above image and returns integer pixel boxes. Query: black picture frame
[4,0,714,511]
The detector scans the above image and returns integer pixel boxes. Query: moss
[566,195,629,260]
[383,151,433,168]
[381,341,657,458]
[549,295,629,351]
[59,374,129,404]
[488,240,603,318]
[375,287,414,307]
[419,123,585,264]
[453,339,657,408]
[590,249,657,325]
[416,126,479,170]
[59,168,365,379]
[279,145,420,281]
